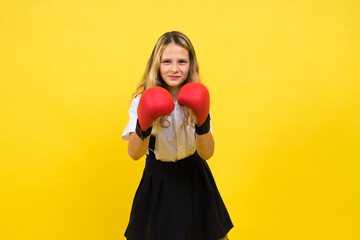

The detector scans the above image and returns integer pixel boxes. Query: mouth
[169,76,180,79]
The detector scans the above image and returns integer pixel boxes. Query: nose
[171,63,179,72]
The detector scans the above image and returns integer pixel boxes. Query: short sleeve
[121,96,140,141]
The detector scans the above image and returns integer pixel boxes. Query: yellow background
[1,0,359,239]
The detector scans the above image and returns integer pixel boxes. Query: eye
[179,60,188,64]
[162,60,171,63]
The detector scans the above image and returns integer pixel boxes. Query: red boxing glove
[137,87,174,139]
[177,82,210,127]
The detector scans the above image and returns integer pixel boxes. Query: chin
[166,81,184,88]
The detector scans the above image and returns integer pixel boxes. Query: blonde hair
[131,31,201,133]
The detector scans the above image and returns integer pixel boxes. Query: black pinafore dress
[124,136,233,240]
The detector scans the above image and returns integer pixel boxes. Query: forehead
[161,42,189,59]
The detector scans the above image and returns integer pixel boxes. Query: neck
[166,86,181,100]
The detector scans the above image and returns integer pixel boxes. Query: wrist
[136,119,152,140]
[195,114,210,135]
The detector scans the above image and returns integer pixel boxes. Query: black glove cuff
[136,119,152,140]
[195,114,211,135]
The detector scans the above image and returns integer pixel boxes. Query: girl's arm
[128,132,150,160]
[128,87,174,160]
[189,108,215,160]
[196,131,215,160]
[177,82,214,160]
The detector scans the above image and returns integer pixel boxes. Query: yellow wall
[1,0,359,239]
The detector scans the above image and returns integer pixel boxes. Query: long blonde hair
[132,31,201,133]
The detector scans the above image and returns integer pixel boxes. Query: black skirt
[124,151,233,240]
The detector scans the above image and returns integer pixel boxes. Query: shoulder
[127,95,142,116]
[130,94,141,106]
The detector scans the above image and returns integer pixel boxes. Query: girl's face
[159,42,190,91]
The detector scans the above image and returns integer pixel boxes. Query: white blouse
[122,95,212,162]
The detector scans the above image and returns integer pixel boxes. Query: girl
[122,31,233,240]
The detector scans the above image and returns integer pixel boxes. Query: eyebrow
[161,58,189,61]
